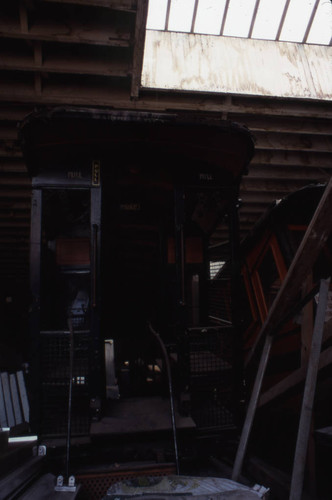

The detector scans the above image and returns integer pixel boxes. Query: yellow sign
[92,160,100,186]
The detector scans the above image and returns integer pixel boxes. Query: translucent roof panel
[194,0,226,35]
[306,0,332,45]
[146,0,332,46]
[222,0,257,38]
[279,0,318,43]
[167,0,196,32]
[251,0,288,41]
[146,0,168,30]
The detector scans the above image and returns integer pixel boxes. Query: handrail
[147,322,180,475]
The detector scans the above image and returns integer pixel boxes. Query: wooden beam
[239,191,290,204]
[259,346,332,408]
[234,115,332,135]
[0,189,31,198]
[0,21,131,48]
[19,0,29,33]
[290,278,330,500]
[232,332,274,481]
[41,0,137,12]
[130,0,149,98]
[254,131,332,153]
[0,54,129,78]
[241,177,316,192]
[301,274,314,366]
[230,114,332,135]
[0,145,23,159]
[0,175,30,187]
[246,165,330,181]
[0,162,28,174]
[0,105,35,121]
[251,150,332,169]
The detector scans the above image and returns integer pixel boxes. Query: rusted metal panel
[142,30,332,100]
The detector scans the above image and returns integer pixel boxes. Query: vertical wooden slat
[130,0,149,98]
[17,370,30,423]
[9,373,23,425]
[19,0,29,33]
[1,373,15,428]
[232,332,273,481]
[0,376,8,427]
[301,273,313,366]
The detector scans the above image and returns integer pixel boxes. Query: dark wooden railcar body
[19,107,254,451]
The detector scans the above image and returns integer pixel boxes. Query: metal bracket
[33,444,47,456]
[55,475,77,492]
[38,445,47,456]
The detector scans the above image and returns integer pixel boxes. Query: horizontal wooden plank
[0,52,130,78]
[140,89,332,119]
[0,220,30,227]
[0,189,31,198]
[0,174,30,186]
[0,161,27,173]
[246,164,331,181]
[259,346,332,407]
[226,114,332,136]
[42,0,137,12]
[241,177,321,192]
[252,150,332,168]
[239,190,296,203]
[254,131,332,153]
[0,19,132,48]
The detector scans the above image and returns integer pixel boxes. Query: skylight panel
[223,0,257,38]
[168,0,196,32]
[279,0,316,43]
[306,0,332,45]
[146,0,168,30]
[252,0,288,40]
[194,0,227,35]
[146,0,332,46]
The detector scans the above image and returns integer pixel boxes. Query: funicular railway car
[18,108,255,476]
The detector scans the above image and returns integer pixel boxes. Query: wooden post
[289,277,330,500]
[232,332,273,481]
